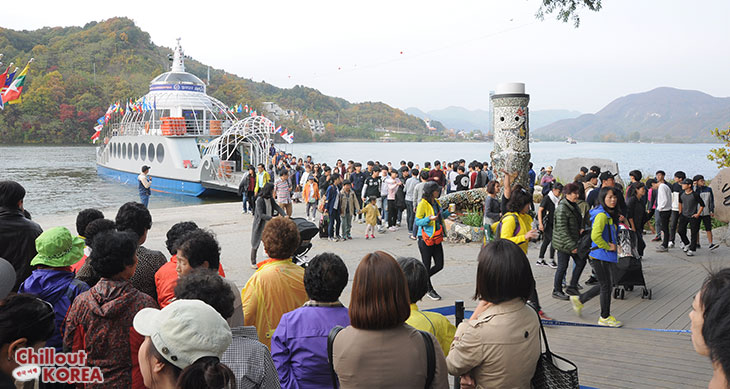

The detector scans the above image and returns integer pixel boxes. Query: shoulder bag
[328,326,435,389]
[530,308,580,388]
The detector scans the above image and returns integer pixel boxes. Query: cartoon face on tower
[490,83,531,190]
[493,104,529,151]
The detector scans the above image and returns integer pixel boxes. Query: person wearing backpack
[570,186,623,328]
[551,183,587,300]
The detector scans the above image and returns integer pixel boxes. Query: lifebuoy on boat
[145,122,150,134]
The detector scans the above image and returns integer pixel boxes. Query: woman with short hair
[446,240,540,388]
[242,217,307,349]
[331,251,448,388]
[690,268,730,389]
[552,182,587,300]
[415,181,451,301]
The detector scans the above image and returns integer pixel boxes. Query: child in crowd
[19,227,90,351]
[360,196,380,239]
[678,178,705,257]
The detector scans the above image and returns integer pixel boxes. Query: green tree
[708,126,730,168]
[536,0,602,27]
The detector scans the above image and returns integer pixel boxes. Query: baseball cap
[133,299,232,370]
[682,178,694,185]
[599,171,616,181]
[141,165,150,172]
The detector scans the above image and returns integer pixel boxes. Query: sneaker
[651,236,661,242]
[598,315,623,328]
[365,235,370,240]
[347,235,353,240]
[656,245,668,252]
[336,236,342,241]
[709,243,719,250]
[585,276,598,285]
[538,310,553,321]
[679,242,686,251]
[570,296,583,317]
[409,235,417,240]
[686,250,695,257]
[536,259,548,266]
[682,245,689,253]
[370,234,375,239]
[565,286,580,296]
[552,291,569,300]
[548,260,558,269]
[427,290,442,301]
[328,237,336,242]
[668,241,675,248]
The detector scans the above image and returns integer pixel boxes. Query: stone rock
[438,188,488,213]
[491,92,531,193]
[553,158,623,186]
[709,168,730,223]
[444,218,484,244]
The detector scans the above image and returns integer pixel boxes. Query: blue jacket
[19,269,90,350]
[589,205,618,263]
[351,171,366,192]
[325,185,341,214]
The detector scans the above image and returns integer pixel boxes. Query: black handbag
[531,309,580,389]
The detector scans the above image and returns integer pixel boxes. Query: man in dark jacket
[551,183,587,300]
[0,181,43,291]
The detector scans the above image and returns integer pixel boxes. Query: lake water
[0,142,720,217]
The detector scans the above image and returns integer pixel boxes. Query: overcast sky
[2,0,729,113]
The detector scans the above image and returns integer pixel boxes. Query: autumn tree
[536,0,602,27]
[708,126,730,168]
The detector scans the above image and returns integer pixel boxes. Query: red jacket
[64,279,157,389]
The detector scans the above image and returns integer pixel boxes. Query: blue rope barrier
[423,306,690,334]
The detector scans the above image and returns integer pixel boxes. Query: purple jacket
[271,304,350,389]
[19,269,89,350]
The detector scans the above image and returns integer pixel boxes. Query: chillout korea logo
[12,348,103,384]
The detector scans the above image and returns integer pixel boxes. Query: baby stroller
[611,224,652,300]
[291,217,320,267]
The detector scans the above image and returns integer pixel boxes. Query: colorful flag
[237,104,242,113]
[244,104,248,112]
[274,126,282,134]
[91,124,102,143]
[2,61,31,105]
[97,116,105,125]
[1,66,16,94]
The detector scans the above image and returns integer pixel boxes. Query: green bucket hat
[31,227,85,268]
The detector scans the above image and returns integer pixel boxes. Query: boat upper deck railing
[108,119,235,137]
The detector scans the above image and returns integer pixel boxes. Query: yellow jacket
[241,258,307,348]
[254,171,271,194]
[406,303,456,356]
[361,203,380,225]
[492,212,533,254]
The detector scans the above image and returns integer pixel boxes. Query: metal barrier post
[453,300,464,389]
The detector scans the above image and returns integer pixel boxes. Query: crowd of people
[1,149,728,389]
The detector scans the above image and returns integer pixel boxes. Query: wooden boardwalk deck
[429,235,728,389]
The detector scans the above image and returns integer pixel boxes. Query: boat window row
[109,142,164,163]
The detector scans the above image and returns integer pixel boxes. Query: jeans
[653,209,662,238]
[306,201,318,219]
[405,200,415,232]
[678,215,701,251]
[341,212,353,237]
[659,210,672,248]
[539,225,555,260]
[554,251,587,293]
[380,196,388,226]
[241,192,249,212]
[139,193,150,208]
[418,239,444,291]
[669,210,680,244]
[387,199,397,227]
[579,258,614,319]
[328,209,341,238]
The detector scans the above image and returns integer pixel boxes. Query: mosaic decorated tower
[490,83,531,190]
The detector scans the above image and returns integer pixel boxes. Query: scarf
[548,191,560,207]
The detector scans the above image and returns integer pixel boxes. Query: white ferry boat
[95,39,275,196]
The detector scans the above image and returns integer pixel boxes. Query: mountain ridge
[405,106,581,132]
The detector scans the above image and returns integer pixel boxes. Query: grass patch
[460,211,483,228]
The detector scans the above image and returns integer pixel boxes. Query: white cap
[133,299,232,369]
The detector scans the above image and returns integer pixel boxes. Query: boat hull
[96,164,208,197]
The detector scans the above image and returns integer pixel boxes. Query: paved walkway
[36,201,726,388]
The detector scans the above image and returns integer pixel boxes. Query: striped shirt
[275,178,291,204]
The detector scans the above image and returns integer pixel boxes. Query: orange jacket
[155,254,227,308]
[302,181,320,203]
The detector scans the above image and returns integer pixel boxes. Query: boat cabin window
[156,143,164,163]
[140,143,147,161]
[133,144,139,160]
[148,143,155,161]
[127,143,132,160]
[122,143,127,159]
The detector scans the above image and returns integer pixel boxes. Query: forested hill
[0,17,439,144]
